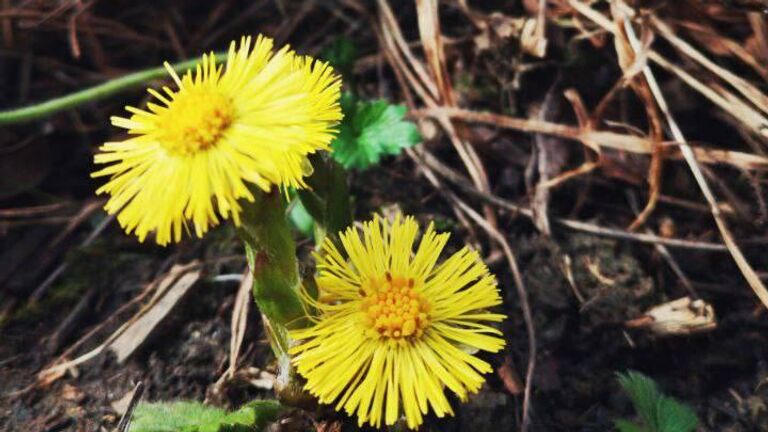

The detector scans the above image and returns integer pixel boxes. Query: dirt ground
[2,1,768,431]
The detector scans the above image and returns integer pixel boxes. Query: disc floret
[361,272,430,340]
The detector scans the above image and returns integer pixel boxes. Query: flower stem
[0,51,227,126]
[238,191,306,329]
[237,190,313,405]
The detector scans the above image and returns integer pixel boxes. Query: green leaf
[617,371,663,429]
[656,396,699,432]
[331,94,421,170]
[298,152,353,240]
[614,419,649,432]
[615,371,699,432]
[128,400,282,432]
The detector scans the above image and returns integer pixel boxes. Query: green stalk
[0,51,227,126]
[237,191,306,330]
[237,190,313,407]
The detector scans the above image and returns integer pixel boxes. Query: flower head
[93,35,342,245]
[290,215,505,429]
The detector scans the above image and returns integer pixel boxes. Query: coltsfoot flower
[93,35,342,245]
[290,215,506,429]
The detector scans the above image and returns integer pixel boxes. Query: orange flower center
[360,273,430,340]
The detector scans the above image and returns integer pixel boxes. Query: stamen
[361,274,430,340]
[156,86,234,156]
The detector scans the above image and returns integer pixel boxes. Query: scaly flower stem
[0,52,227,126]
[237,191,305,331]
[236,190,310,404]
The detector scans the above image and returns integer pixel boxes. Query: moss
[566,234,654,329]
[522,233,654,333]
[7,242,144,326]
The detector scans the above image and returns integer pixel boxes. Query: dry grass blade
[417,147,730,252]
[415,0,454,105]
[608,3,665,231]
[35,261,202,385]
[374,19,476,237]
[228,270,251,379]
[676,146,768,170]
[521,0,548,57]
[651,15,768,118]
[381,0,497,230]
[108,267,201,363]
[619,7,768,310]
[610,3,651,82]
[675,18,768,82]
[567,0,768,141]
[650,53,768,140]
[413,107,636,151]
[413,107,768,171]
[377,0,437,99]
[748,12,768,64]
[209,269,252,400]
[116,382,145,432]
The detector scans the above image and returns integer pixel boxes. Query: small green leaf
[331,94,421,170]
[656,396,699,432]
[614,419,649,432]
[615,371,699,432]
[129,400,282,432]
[617,371,663,428]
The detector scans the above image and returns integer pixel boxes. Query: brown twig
[411,106,768,171]
[567,0,768,141]
[417,148,731,252]
[626,190,697,297]
[619,3,768,309]
[381,0,498,231]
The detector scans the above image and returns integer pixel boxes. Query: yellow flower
[290,215,505,429]
[92,35,342,245]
